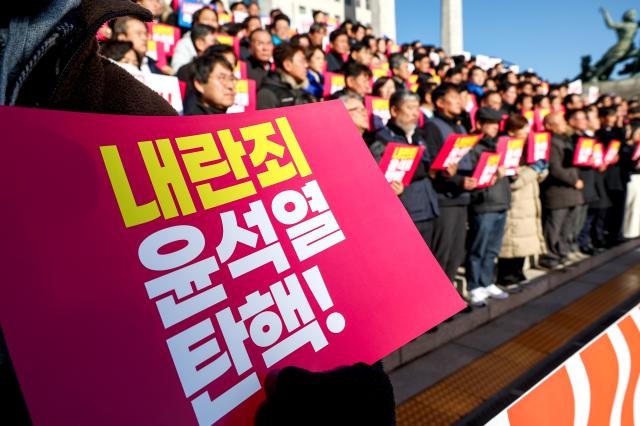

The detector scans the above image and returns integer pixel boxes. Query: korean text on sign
[431,134,480,170]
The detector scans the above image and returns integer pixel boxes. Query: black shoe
[579,246,595,256]
[538,255,559,269]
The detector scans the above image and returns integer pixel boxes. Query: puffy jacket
[500,166,548,258]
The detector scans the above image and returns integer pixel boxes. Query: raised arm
[601,7,621,29]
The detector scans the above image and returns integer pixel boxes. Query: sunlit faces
[195,63,237,110]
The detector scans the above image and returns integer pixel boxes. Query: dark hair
[563,93,580,107]
[203,43,235,60]
[312,9,325,19]
[469,66,484,76]
[389,90,420,110]
[344,62,373,79]
[413,52,430,64]
[445,67,463,79]
[503,114,529,133]
[305,45,324,61]
[273,43,303,69]
[112,16,143,38]
[192,54,233,85]
[190,24,216,46]
[290,34,310,49]
[242,15,261,30]
[329,29,348,43]
[272,13,291,27]
[431,83,460,106]
[350,41,369,53]
[192,6,217,25]
[416,82,436,103]
[499,82,516,93]
[598,107,617,118]
[309,23,326,34]
[229,1,245,11]
[372,77,394,97]
[565,108,586,122]
[516,93,533,107]
[100,40,135,62]
[483,90,500,100]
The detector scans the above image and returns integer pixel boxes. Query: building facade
[257,0,396,39]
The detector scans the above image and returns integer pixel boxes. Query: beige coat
[500,166,548,258]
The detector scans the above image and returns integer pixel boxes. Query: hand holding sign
[431,134,480,170]
[471,152,502,188]
[378,143,426,186]
[574,137,596,167]
[497,136,525,176]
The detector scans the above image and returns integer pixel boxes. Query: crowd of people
[3,1,640,424]
[98,0,640,308]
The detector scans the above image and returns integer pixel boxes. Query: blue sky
[395,0,640,82]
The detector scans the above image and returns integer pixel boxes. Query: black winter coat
[541,134,584,209]
[468,136,512,214]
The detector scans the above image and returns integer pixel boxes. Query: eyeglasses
[348,106,367,113]
[213,73,237,84]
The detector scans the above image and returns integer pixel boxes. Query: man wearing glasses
[185,54,237,115]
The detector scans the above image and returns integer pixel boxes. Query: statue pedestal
[584,77,640,99]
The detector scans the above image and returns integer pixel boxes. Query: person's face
[314,12,326,24]
[507,73,518,84]
[545,114,567,134]
[520,97,533,111]
[195,63,236,109]
[437,89,462,117]
[195,33,216,55]
[273,19,290,41]
[368,37,377,53]
[309,30,324,47]
[391,98,420,129]
[344,98,369,133]
[415,57,431,74]
[231,3,247,13]
[569,95,583,110]
[352,47,372,66]
[121,20,148,57]
[333,34,350,55]
[485,79,497,91]
[196,8,218,28]
[250,31,273,62]
[246,17,262,33]
[569,111,588,133]
[603,114,617,128]
[448,73,463,85]
[538,97,551,109]
[480,122,500,138]
[484,94,502,111]
[296,37,310,50]
[283,51,308,83]
[248,3,260,16]
[137,0,162,18]
[394,61,411,81]
[308,49,325,74]
[502,87,517,105]
[355,27,365,41]
[119,49,139,68]
[378,79,396,100]
[377,39,386,54]
[521,84,533,96]
[347,73,372,97]
[470,69,485,86]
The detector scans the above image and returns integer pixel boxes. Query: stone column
[441,0,463,55]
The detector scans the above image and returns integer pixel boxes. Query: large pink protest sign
[0,102,464,425]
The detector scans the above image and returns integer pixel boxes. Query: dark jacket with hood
[422,110,475,207]
[257,70,315,110]
[369,121,440,222]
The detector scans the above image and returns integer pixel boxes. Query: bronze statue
[581,8,639,81]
